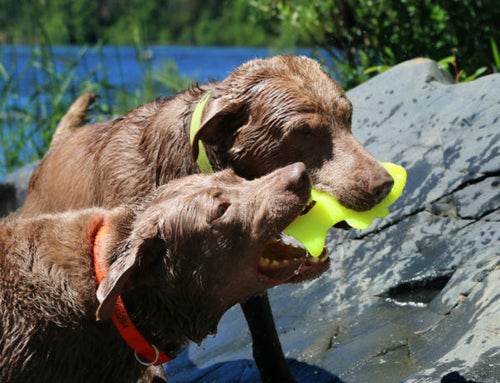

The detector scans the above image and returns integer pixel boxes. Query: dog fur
[1,163,328,382]
[22,55,393,382]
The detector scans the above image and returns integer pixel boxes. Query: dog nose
[367,173,394,202]
[285,162,311,192]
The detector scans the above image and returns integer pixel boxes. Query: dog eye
[294,124,313,136]
[212,201,230,222]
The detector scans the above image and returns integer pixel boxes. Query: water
[0,45,315,177]
[1,45,314,100]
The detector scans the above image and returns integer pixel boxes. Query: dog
[23,55,393,382]
[1,163,329,383]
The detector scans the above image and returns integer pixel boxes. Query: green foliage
[0,0,298,47]
[248,0,500,89]
[437,55,487,83]
[491,39,500,71]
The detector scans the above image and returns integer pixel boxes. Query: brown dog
[1,164,328,383]
[23,55,393,382]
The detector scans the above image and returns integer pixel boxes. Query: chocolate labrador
[23,55,393,382]
[1,163,329,382]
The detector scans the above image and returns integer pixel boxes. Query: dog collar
[190,91,214,174]
[93,224,172,366]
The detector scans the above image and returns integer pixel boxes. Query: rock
[1,58,498,382]
[0,162,38,217]
[0,183,17,217]
[164,59,500,382]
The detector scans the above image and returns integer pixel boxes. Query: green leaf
[437,56,455,67]
[463,67,487,82]
[491,38,500,70]
[363,65,391,75]
[0,62,8,81]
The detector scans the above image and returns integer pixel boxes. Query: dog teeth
[279,233,304,249]
[309,252,328,264]
[260,239,329,269]
[259,257,271,267]
[315,249,329,263]
[259,252,328,269]
[320,249,329,261]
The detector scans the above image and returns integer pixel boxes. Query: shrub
[248,0,500,89]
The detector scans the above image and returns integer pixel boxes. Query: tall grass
[0,38,193,178]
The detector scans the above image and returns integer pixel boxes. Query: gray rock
[165,59,499,382]
[0,162,38,216]
[1,58,498,382]
[0,183,17,217]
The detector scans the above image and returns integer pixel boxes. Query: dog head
[192,55,393,212]
[95,163,329,344]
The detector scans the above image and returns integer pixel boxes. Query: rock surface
[165,59,500,383]
[1,58,499,382]
[0,162,38,213]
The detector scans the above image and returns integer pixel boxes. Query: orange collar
[93,224,172,366]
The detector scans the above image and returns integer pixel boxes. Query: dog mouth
[256,197,337,283]
[257,233,329,283]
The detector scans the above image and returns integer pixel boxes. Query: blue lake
[2,45,315,101]
[0,45,317,176]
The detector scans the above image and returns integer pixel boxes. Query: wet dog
[23,55,393,382]
[1,163,329,382]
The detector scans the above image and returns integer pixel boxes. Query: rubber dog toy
[283,162,407,257]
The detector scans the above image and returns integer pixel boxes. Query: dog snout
[369,173,394,201]
[329,166,395,211]
[284,162,311,194]
[367,172,394,203]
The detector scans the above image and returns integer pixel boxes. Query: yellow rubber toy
[283,162,407,257]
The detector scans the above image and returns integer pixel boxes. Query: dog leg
[241,293,297,383]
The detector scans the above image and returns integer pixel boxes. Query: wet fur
[22,55,393,382]
[23,55,392,216]
[1,165,320,383]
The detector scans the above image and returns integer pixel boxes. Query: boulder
[0,162,38,216]
[0,183,17,217]
[1,58,498,382]
[165,59,500,382]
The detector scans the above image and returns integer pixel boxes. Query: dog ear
[95,245,138,320]
[95,236,166,320]
[191,96,246,162]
